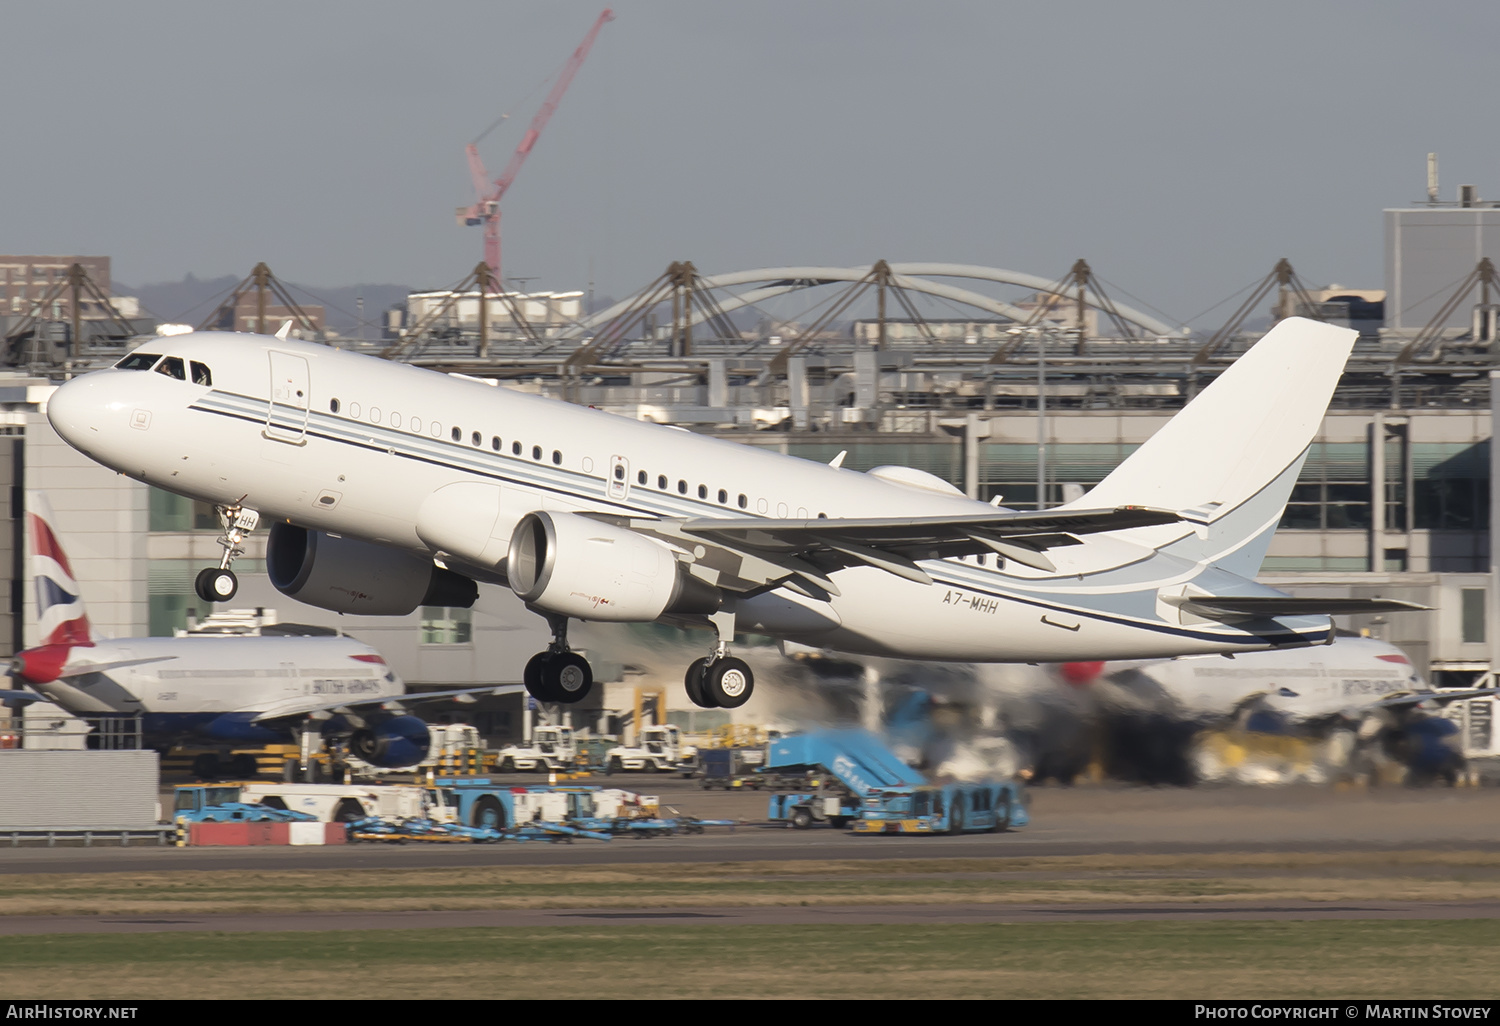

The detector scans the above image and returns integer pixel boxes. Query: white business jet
[4,493,516,771]
[45,316,1418,712]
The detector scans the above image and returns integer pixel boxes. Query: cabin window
[697,484,707,499]
[718,488,727,504]
[329,399,340,414]
[472,431,482,447]
[115,352,161,370]
[429,421,441,437]
[451,426,462,442]
[532,445,542,460]
[552,450,562,465]
[614,464,625,481]
[817,512,827,518]
[637,470,647,485]
[738,494,747,509]
[410,417,421,433]
[677,480,688,495]
[658,475,668,489]
[350,402,361,418]
[154,356,186,381]
[512,441,522,455]
[491,436,501,451]
[189,361,212,386]
[390,412,401,428]
[370,407,381,423]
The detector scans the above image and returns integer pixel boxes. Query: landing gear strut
[685,612,754,709]
[524,614,593,705]
[194,504,259,603]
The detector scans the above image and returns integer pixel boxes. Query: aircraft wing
[0,688,43,707]
[54,655,178,678]
[1176,597,1430,620]
[248,685,524,724]
[640,505,1182,587]
[1372,688,1496,711]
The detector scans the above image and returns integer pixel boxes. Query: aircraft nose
[46,374,116,456]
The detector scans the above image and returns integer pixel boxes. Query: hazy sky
[4,1,1498,327]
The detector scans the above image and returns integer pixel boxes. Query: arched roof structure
[560,262,1177,339]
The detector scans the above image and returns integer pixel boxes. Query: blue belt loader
[764,729,1028,834]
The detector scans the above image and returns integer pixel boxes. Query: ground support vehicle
[495,726,577,773]
[400,779,731,839]
[238,782,429,823]
[605,725,698,775]
[764,729,1029,834]
[172,786,318,824]
[699,747,771,789]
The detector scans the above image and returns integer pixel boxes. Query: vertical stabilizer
[1071,317,1357,576]
[28,492,92,647]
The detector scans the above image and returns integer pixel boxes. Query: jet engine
[267,523,477,616]
[347,714,430,769]
[507,511,721,622]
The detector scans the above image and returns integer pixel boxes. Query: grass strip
[0,920,1496,999]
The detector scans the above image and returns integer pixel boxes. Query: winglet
[829,450,847,469]
[275,320,293,340]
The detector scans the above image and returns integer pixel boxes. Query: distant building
[1386,190,1500,334]
[222,294,325,335]
[0,255,119,320]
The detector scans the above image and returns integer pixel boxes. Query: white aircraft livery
[4,494,516,767]
[45,316,1420,711]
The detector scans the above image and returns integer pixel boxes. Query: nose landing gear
[523,613,594,705]
[193,504,259,603]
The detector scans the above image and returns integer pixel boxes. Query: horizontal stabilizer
[1176,596,1429,620]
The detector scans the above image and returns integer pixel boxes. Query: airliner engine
[347,714,430,769]
[267,523,477,616]
[506,511,721,621]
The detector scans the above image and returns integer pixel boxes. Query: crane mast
[458,8,614,284]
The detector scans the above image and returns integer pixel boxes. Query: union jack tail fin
[28,492,92,648]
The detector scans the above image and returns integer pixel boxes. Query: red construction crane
[457,8,614,284]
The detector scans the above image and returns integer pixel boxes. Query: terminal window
[421,606,472,645]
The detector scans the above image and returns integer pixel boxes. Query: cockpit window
[154,356,186,381]
[115,352,161,371]
[189,361,212,386]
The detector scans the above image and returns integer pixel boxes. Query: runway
[2,899,1498,936]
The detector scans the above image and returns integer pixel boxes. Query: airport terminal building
[3,180,1499,742]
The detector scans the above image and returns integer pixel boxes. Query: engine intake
[267,523,477,616]
[507,511,721,622]
[347,715,430,768]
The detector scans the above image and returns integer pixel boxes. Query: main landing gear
[194,504,260,603]
[684,613,755,709]
[523,614,594,705]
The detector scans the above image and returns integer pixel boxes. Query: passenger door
[266,352,310,444]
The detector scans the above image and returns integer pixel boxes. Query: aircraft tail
[1071,317,1357,578]
[27,492,93,647]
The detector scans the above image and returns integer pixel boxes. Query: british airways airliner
[4,493,516,770]
[44,316,1418,711]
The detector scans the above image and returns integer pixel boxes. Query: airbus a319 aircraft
[4,494,515,771]
[46,316,1418,711]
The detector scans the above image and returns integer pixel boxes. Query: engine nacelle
[507,511,721,622]
[347,715,430,768]
[267,523,477,616]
